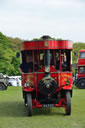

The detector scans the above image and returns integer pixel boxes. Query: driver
[19,55,33,73]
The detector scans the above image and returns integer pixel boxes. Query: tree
[0,32,20,75]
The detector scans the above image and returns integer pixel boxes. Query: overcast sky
[0,0,85,42]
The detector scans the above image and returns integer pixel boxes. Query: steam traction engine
[19,37,73,116]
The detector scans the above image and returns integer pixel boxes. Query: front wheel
[27,93,32,116]
[65,91,71,115]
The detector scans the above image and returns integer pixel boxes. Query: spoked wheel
[27,93,32,117]
[65,91,71,115]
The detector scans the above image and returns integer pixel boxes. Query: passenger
[56,53,67,71]
[61,54,67,71]
[56,53,60,70]
[56,57,60,70]
[19,55,33,74]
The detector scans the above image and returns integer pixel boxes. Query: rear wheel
[27,93,32,116]
[65,91,71,115]
[77,79,85,89]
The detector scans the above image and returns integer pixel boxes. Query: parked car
[8,76,21,86]
[0,73,8,90]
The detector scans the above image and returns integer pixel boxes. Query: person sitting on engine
[19,55,33,73]
[56,53,60,70]
[61,54,67,71]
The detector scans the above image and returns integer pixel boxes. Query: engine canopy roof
[19,40,73,51]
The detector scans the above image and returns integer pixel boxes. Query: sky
[0,0,85,42]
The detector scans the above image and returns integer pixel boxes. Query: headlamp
[45,66,50,73]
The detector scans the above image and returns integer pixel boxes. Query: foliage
[8,37,23,51]
[0,32,20,75]
[73,42,85,64]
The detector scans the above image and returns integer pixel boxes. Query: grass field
[0,86,85,128]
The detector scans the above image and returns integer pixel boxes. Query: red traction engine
[19,36,73,116]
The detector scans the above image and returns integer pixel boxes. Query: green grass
[0,86,85,128]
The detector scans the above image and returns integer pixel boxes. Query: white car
[8,76,21,86]
[17,76,21,86]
